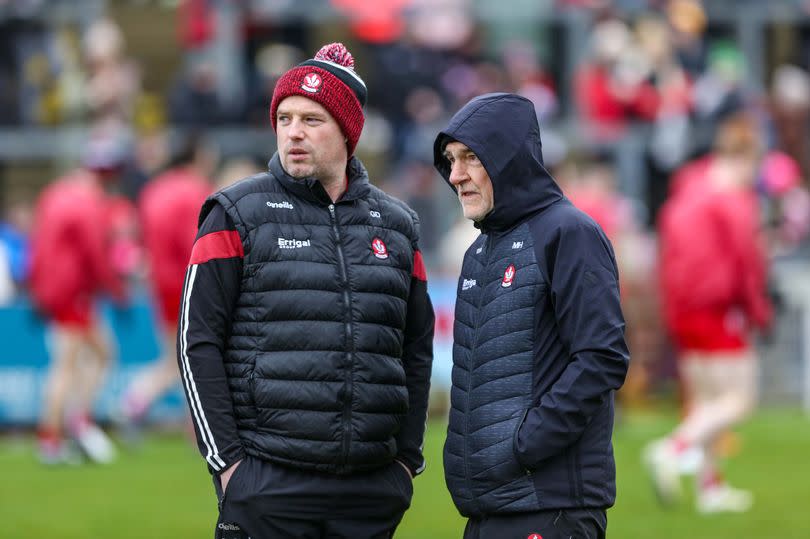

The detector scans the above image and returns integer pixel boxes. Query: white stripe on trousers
[179,264,226,471]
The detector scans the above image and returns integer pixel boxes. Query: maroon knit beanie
[270,43,367,157]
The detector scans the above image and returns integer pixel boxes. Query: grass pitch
[2,408,809,538]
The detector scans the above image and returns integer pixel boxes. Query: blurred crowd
[2,0,810,407]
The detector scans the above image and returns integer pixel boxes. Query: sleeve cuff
[394,453,423,477]
[212,444,247,476]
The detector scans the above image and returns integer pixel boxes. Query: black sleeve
[515,221,630,468]
[177,203,246,475]
[394,249,435,477]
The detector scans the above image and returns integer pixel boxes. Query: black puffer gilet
[201,154,420,474]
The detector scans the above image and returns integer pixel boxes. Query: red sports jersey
[29,170,125,327]
[659,157,772,351]
[139,167,211,327]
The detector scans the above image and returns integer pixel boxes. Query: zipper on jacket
[329,203,356,467]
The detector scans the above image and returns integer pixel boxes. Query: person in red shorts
[118,136,214,429]
[30,134,129,465]
[645,113,773,513]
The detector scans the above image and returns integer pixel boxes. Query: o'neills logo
[278,237,311,249]
[502,264,516,288]
[301,72,322,93]
[266,200,294,209]
[371,237,388,259]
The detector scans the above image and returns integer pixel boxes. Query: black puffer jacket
[196,154,431,474]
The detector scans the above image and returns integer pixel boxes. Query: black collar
[268,153,371,205]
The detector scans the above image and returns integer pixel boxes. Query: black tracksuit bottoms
[463,508,607,539]
[213,455,413,539]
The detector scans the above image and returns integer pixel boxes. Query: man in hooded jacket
[434,93,629,539]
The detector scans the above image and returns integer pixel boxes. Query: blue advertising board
[0,277,457,426]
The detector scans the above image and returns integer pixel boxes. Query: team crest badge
[301,73,322,93]
[502,264,516,287]
[372,237,389,259]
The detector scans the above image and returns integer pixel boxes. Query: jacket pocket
[247,371,257,409]
[218,458,246,512]
[512,408,532,473]
[389,460,415,504]
[224,457,249,496]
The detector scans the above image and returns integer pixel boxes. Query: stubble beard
[285,158,343,195]
[288,164,316,180]
[460,196,493,223]
[283,155,320,181]
[461,201,481,222]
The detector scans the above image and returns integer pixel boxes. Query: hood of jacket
[433,93,563,232]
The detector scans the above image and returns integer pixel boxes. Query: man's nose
[448,163,467,186]
[287,119,305,139]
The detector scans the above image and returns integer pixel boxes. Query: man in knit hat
[177,43,434,538]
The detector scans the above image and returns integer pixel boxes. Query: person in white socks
[647,113,773,514]
[30,134,129,465]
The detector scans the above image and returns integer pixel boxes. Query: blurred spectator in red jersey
[575,18,661,138]
[30,133,130,465]
[178,0,215,51]
[645,113,773,514]
[330,0,413,45]
[117,135,216,429]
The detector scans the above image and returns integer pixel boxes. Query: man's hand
[220,459,243,492]
[395,459,413,480]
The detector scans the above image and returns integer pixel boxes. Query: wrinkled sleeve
[516,221,629,468]
[177,203,246,475]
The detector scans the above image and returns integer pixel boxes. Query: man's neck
[319,164,349,203]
